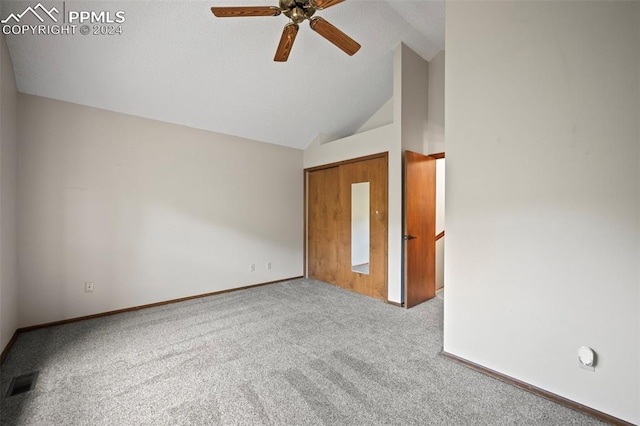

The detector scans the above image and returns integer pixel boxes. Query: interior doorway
[434,154,445,291]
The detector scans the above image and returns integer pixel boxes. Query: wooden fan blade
[309,17,360,56]
[211,6,281,17]
[312,0,345,10]
[274,23,299,62]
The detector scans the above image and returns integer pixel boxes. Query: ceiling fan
[211,0,361,62]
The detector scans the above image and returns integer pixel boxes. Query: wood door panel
[337,156,388,299]
[307,167,340,285]
[404,151,436,308]
[369,156,388,300]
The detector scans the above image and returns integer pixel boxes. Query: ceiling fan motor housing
[280,0,316,24]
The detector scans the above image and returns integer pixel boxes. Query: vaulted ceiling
[2,0,444,149]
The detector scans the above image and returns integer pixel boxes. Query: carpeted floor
[1,278,603,425]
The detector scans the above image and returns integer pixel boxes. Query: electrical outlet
[267,261,272,270]
[250,264,255,272]
[85,282,94,293]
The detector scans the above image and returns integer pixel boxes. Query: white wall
[445,2,639,423]
[355,98,393,134]
[400,44,429,154]
[0,33,19,352]
[18,95,303,327]
[426,51,445,155]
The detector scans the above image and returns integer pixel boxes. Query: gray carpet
[1,278,603,425]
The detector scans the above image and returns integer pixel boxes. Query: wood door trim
[436,230,445,241]
[441,351,634,426]
[303,169,307,277]
[304,152,389,173]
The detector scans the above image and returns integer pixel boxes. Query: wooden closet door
[307,167,341,285]
[338,156,388,300]
[306,154,388,301]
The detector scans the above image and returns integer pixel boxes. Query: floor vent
[6,372,39,397]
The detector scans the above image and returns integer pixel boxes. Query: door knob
[403,235,417,240]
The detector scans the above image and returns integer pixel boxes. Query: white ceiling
[2,0,444,149]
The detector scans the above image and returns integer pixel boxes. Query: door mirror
[351,182,370,274]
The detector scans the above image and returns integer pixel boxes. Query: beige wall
[355,98,393,134]
[445,1,639,423]
[0,33,19,352]
[18,95,303,327]
[400,44,429,154]
[426,51,445,155]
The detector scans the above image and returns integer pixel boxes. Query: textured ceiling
[2,0,444,149]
